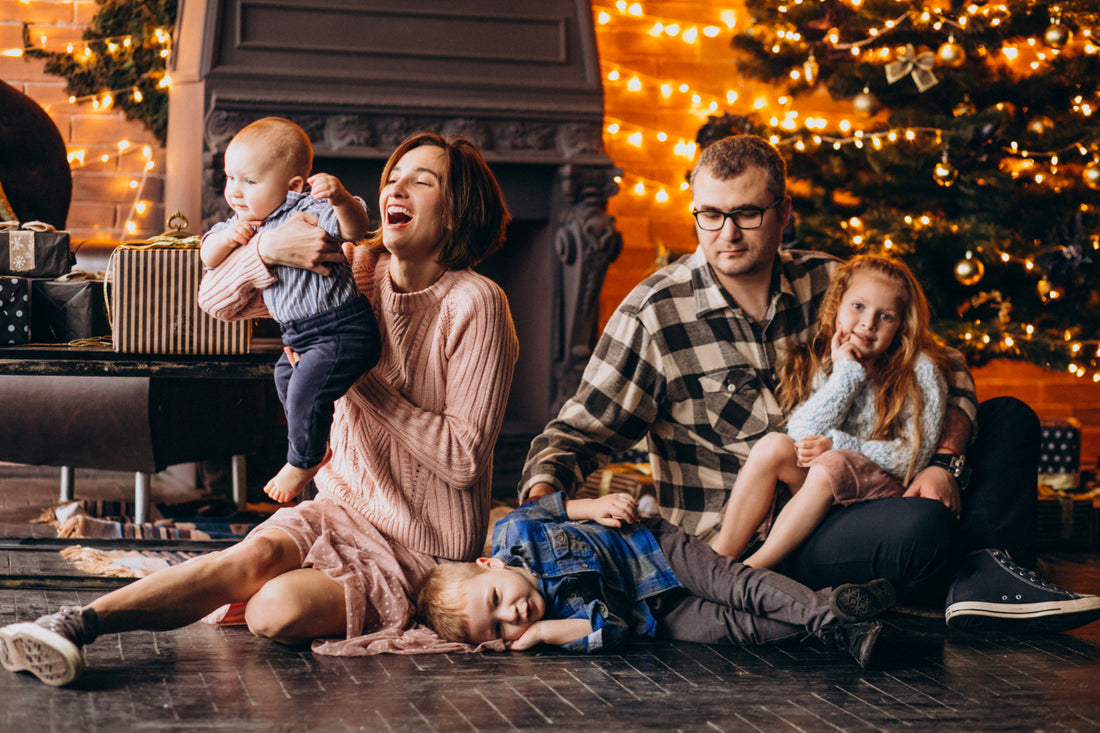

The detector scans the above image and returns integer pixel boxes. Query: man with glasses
[519,134,1100,634]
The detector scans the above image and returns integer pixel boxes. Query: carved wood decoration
[168,0,621,494]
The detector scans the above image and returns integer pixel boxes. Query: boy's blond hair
[231,117,313,179]
[415,562,486,643]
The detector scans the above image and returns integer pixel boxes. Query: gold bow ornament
[885,44,938,92]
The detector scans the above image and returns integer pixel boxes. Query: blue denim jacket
[492,492,682,652]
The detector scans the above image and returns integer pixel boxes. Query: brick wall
[972,360,1100,468]
[1,0,165,256]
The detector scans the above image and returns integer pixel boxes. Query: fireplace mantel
[166,0,622,494]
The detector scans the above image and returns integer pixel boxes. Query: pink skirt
[806,449,906,506]
[204,493,502,655]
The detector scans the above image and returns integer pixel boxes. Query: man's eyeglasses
[692,196,785,231]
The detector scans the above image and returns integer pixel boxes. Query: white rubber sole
[0,623,84,686]
[946,596,1100,633]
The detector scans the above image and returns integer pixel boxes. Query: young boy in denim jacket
[416,491,896,668]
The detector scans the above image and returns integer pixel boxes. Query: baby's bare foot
[264,462,322,503]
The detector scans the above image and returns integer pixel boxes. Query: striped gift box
[109,246,251,354]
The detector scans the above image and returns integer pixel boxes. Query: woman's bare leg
[713,433,807,558]
[87,529,303,634]
[244,567,347,644]
[743,465,836,569]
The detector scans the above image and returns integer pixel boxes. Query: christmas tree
[22,0,177,144]
[699,0,1100,376]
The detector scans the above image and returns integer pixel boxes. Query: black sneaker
[830,578,896,623]
[945,548,1100,633]
[0,606,91,686]
[839,620,885,669]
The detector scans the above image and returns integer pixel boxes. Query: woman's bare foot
[263,448,332,503]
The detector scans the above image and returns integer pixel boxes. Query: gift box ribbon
[0,220,61,274]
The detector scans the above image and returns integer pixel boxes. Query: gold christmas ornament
[936,39,966,68]
[1084,161,1100,189]
[934,160,958,187]
[1037,278,1065,302]
[953,100,977,117]
[803,53,819,85]
[853,88,877,117]
[954,254,984,286]
[1027,115,1055,135]
[1044,23,1072,48]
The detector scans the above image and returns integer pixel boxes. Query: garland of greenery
[22,0,178,144]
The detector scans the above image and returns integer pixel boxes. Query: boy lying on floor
[416,491,897,668]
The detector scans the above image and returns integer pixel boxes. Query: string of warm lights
[6,24,173,239]
[595,2,1100,379]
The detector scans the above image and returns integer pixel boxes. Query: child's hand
[567,493,639,527]
[308,173,351,205]
[831,329,862,363]
[505,622,543,651]
[794,435,832,467]
[218,220,257,250]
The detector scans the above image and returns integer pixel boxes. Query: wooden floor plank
[2,466,1100,730]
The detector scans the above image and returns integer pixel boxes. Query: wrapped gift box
[1038,420,1081,491]
[0,276,31,345]
[110,246,251,355]
[30,274,111,343]
[1036,485,1100,551]
[0,223,73,278]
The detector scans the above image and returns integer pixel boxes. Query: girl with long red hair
[714,254,952,568]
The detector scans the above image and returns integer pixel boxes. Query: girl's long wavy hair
[777,255,952,483]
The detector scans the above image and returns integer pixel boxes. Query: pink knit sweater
[198,242,519,560]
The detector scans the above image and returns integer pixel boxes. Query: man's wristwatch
[929,452,971,490]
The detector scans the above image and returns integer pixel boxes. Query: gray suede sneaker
[0,606,96,686]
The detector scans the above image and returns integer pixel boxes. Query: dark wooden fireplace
[166,0,622,494]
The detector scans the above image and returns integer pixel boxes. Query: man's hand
[794,435,832,467]
[258,212,345,275]
[566,493,639,527]
[904,464,961,516]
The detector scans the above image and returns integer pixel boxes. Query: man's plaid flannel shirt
[519,247,978,541]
